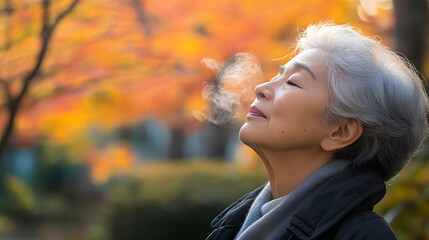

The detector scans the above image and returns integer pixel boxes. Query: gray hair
[296,22,428,180]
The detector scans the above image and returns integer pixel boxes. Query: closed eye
[286,80,300,88]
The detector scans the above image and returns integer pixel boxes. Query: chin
[238,122,256,147]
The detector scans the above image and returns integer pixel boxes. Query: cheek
[270,97,326,134]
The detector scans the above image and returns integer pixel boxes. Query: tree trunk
[205,122,234,159]
[392,0,428,75]
[169,127,184,159]
[392,0,429,162]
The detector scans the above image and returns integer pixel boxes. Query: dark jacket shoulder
[288,166,397,240]
[320,211,397,240]
[207,166,398,240]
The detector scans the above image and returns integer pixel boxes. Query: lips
[248,106,267,118]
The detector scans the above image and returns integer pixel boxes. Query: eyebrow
[292,62,316,80]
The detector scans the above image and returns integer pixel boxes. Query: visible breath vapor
[196,52,264,125]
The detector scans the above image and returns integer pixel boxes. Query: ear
[321,118,363,152]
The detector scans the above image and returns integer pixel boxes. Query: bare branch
[41,0,51,39]
[17,0,80,106]
[130,0,152,37]
[23,76,105,110]
[50,0,80,32]
[0,78,12,105]
[0,0,14,15]
[1,0,14,51]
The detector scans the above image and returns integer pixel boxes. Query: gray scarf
[235,159,350,240]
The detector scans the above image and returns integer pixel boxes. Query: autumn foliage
[0,0,395,182]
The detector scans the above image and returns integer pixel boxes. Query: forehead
[286,49,328,79]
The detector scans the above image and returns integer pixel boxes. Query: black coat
[206,166,398,240]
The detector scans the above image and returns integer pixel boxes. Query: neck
[252,147,333,199]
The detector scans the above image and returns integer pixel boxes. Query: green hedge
[92,160,429,240]
[91,161,267,240]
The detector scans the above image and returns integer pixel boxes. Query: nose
[254,82,272,100]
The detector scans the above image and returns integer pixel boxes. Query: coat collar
[287,166,386,239]
[211,185,265,229]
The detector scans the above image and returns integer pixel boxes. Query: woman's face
[239,49,331,152]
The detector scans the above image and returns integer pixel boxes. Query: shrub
[92,161,266,240]
[375,159,429,240]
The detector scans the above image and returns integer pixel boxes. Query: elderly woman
[206,23,428,240]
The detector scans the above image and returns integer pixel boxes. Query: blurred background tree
[0,0,428,239]
[0,0,80,162]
